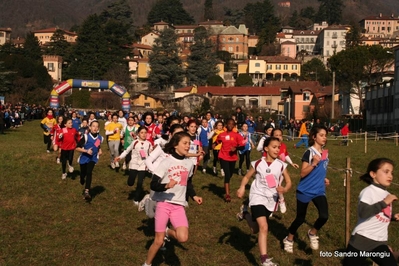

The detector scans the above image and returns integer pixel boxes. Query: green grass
[1,122,399,266]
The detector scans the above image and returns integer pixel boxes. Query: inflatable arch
[50,79,131,112]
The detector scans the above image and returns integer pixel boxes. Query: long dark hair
[164,132,191,154]
[360,158,394,184]
[263,136,280,148]
[308,126,328,146]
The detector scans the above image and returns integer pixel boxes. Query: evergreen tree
[235,73,253,86]
[301,58,331,86]
[346,21,363,48]
[316,0,344,25]
[243,0,280,53]
[44,29,71,57]
[0,61,14,94]
[147,0,195,25]
[186,27,218,86]
[148,28,184,91]
[204,0,214,21]
[223,8,244,27]
[23,32,42,62]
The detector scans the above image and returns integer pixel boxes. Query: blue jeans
[295,134,308,148]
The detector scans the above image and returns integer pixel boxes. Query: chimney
[379,13,382,18]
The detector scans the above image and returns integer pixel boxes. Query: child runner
[198,118,213,174]
[294,120,309,149]
[213,118,245,202]
[59,118,80,180]
[142,112,161,146]
[283,126,329,253]
[115,126,153,205]
[142,132,202,266]
[256,124,274,152]
[212,120,225,176]
[40,108,57,153]
[52,116,64,164]
[343,158,399,266]
[120,116,140,171]
[75,120,103,200]
[238,123,255,176]
[237,136,292,266]
[71,112,81,131]
[186,119,204,175]
[78,118,89,136]
[105,113,123,170]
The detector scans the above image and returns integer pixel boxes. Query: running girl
[115,126,153,205]
[343,158,399,266]
[142,112,161,146]
[40,108,57,153]
[59,118,80,180]
[212,120,225,176]
[142,132,202,266]
[52,116,64,164]
[238,123,255,176]
[105,113,123,169]
[120,116,140,171]
[237,136,291,266]
[198,118,213,174]
[76,120,103,200]
[283,126,329,253]
[186,119,204,175]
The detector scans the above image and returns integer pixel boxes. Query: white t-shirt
[249,158,287,211]
[119,139,153,171]
[152,156,194,206]
[351,184,391,242]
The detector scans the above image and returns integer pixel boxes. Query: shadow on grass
[218,226,258,265]
[201,183,226,200]
[138,218,155,237]
[293,258,313,265]
[90,185,105,199]
[143,237,188,266]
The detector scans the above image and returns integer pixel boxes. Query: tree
[301,58,331,86]
[223,8,244,27]
[204,0,214,21]
[186,27,219,86]
[147,0,195,25]
[0,61,14,94]
[148,28,184,91]
[217,51,232,71]
[243,0,280,53]
[235,73,253,86]
[364,45,394,84]
[207,75,224,86]
[44,29,71,57]
[316,0,344,25]
[23,32,42,62]
[346,21,363,48]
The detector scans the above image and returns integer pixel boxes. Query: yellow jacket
[298,123,309,137]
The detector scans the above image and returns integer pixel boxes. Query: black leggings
[220,159,236,184]
[288,195,329,235]
[127,170,146,201]
[61,149,75,174]
[238,150,251,170]
[80,161,96,190]
[213,150,220,167]
[44,135,51,150]
[343,244,397,266]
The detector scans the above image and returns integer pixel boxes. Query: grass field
[1,121,399,266]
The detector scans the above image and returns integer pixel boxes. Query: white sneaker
[61,173,67,180]
[283,237,293,253]
[56,158,60,164]
[68,165,74,173]
[213,167,217,174]
[133,201,139,206]
[308,230,319,250]
[115,161,120,168]
[46,150,50,153]
[221,169,225,177]
[262,257,278,266]
[138,194,150,212]
[122,162,126,170]
[111,162,115,169]
[279,200,287,214]
[236,204,248,221]
[202,168,206,174]
[238,169,242,176]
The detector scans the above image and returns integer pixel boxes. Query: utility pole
[331,71,335,119]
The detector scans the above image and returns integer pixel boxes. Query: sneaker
[115,161,120,168]
[221,169,225,177]
[202,168,206,174]
[111,162,115,169]
[122,162,126,170]
[138,194,150,212]
[262,257,278,266]
[307,230,319,250]
[68,165,74,173]
[46,150,50,153]
[213,167,217,175]
[236,204,248,221]
[61,173,67,180]
[84,190,91,200]
[133,201,139,206]
[238,169,242,176]
[283,237,293,253]
[279,200,287,214]
[56,157,60,164]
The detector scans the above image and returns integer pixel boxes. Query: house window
[292,65,298,70]
[266,99,272,106]
[144,103,150,108]
[236,46,239,52]
[276,65,281,70]
[236,98,245,107]
[228,46,233,52]
[144,95,148,100]
[267,65,273,70]
[47,63,54,72]
[236,37,239,42]
[255,63,260,67]
[283,65,288,70]
[303,92,310,101]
